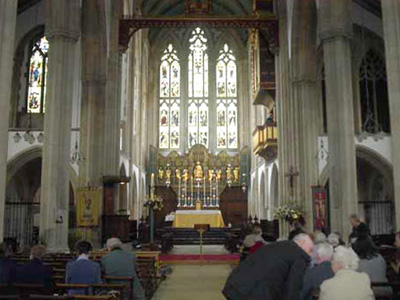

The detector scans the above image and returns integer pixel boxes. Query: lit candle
[150,173,155,199]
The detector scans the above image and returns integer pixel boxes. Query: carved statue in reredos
[155,144,249,198]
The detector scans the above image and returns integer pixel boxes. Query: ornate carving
[119,15,277,51]
[186,0,213,15]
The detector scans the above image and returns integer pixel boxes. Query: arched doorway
[5,149,76,248]
[357,149,394,235]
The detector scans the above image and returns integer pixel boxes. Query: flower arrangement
[144,195,164,211]
[274,202,304,224]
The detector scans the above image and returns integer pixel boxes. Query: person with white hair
[101,237,145,300]
[301,243,335,300]
[327,233,340,248]
[314,231,327,244]
[223,233,313,300]
[319,246,374,300]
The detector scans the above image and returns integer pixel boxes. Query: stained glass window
[188,28,209,148]
[158,33,239,151]
[216,44,237,149]
[27,36,49,113]
[159,44,181,149]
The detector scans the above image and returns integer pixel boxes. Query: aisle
[152,264,232,300]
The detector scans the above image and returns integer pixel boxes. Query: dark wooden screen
[220,186,248,227]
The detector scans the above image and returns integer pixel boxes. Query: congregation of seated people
[224,214,400,300]
[0,237,147,300]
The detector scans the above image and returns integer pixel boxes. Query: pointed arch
[358,49,390,133]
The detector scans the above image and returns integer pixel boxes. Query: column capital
[319,29,352,43]
[46,29,80,43]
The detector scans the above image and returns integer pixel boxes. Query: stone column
[40,0,80,251]
[0,0,17,242]
[319,0,358,238]
[382,0,400,230]
[291,0,320,230]
[275,0,303,236]
[104,0,123,178]
[80,0,107,186]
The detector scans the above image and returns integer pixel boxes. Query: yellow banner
[76,187,102,227]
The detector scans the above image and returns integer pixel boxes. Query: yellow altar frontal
[172,210,225,228]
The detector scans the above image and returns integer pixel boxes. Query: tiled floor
[170,245,230,255]
[152,264,232,300]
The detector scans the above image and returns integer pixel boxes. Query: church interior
[1,0,400,299]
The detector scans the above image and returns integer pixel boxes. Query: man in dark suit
[301,242,335,300]
[349,214,370,243]
[65,240,101,295]
[16,245,52,290]
[101,237,145,300]
[222,233,313,300]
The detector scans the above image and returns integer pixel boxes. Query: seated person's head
[30,245,46,261]
[332,246,359,271]
[75,240,92,255]
[0,243,13,258]
[293,233,314,257]
[314,231,327,244]
[314,243,334,264]
[349,214,361,227]
[252,225,262,236]
[106,237,122,251]
[352,236,378,260]
[327,233,340,248]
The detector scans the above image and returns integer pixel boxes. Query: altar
[172,210,225,228]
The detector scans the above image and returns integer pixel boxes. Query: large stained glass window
[27,36,49,113]
[188,28,209,148]
[159,44,181,149]
[216,44,238,148]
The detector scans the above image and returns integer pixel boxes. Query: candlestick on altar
[178,177,181,207]
[216,176,219,207]
[150,173,155,200]
[203,176,206,207]
[191,176,194,207]
[184,179,187,206]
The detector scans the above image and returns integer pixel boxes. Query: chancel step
[158,228,228,245]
